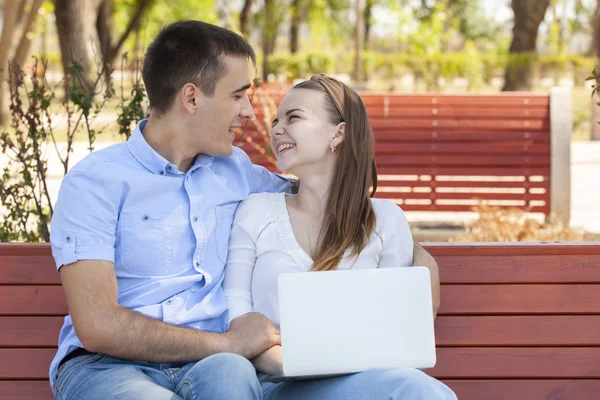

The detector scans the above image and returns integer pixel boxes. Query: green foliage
[0,56,146,242]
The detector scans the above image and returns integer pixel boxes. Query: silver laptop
[267,267,436,382]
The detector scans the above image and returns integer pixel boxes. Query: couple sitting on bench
[49,20,456,400]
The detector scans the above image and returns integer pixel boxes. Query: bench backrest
[239,90,570,217]
[1,242,598,400]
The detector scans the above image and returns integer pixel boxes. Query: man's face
[192,56,254,157]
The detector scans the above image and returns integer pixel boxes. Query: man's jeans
[52,353,457,400]
[52,353,261,400]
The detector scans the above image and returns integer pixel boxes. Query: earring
[330,143,336,153]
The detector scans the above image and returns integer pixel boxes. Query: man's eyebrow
[231,83,251,94]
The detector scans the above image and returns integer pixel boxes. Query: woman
[223,74,456,400]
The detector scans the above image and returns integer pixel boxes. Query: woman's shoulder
[369,198,410,232]
[234,192,285,226]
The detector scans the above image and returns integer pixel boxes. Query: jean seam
[179,379,194,400]
[54,354,105,391]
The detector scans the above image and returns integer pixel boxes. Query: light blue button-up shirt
[49,120,289,381]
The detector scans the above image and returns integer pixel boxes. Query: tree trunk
[353,0,364,82]
[13,0,45,68]
[54,0,101,85]
[592,0,600,57]
[502,0,550,91]
[289,0,304,54]
[364,0,373,49]
[240,0,253,38]
[262,0,280,82]
[0,0,21,125]
[96,0,153,85]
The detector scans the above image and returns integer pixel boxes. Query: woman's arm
[223,201,259,324]
[251,345,283,376]
[413,243,441,319]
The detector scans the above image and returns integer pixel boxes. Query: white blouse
[223,192,414,326]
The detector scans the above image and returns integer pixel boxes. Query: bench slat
[374,143,550,155]
[0,287,67,315]
[3,347,599,380]
[375,154,550,167]
[3,284,599,316]
[442,379,600,400]
[3,316,599,348]
[365,108,549,119]
[440,284,600,314]
[358,95,550,107]
[430,348,600,378]
[0,381,52,400]
[435,316,600,346]
[1,317,64,346]
[378,180,550,190]
[0,349,55,379]
[436,255,600,283]
[0,257,59,284]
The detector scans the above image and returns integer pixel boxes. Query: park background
[1,0,600,243]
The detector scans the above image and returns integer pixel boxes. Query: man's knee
[179,353,261,399]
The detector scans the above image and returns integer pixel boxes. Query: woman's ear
[332,122,345,147]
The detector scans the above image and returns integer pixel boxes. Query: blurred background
[1,0,600,243]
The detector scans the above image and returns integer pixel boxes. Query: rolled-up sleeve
[50,171,118,270]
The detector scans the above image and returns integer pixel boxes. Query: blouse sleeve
[376,200,414,268]
[223,195,268,324]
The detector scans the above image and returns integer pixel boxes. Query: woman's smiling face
[270,88,343,175]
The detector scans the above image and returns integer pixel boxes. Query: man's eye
[234,95,243,100]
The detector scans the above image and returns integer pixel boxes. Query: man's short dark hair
[142,20,256,115]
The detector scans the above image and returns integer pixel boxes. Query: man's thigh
[260,368,457,400]
[53,354,181,400]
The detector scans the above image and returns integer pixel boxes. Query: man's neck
[143,116,196,173]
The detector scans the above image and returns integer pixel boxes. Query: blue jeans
[258,369,457,400]
[52,353,261,400]
[52,353,456,400]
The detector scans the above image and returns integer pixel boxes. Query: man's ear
[181,83,200,114]
[332,122,345,147]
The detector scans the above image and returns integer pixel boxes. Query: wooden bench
[239,88,572,221]
[1,242,599,399]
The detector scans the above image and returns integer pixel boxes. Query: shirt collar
[127,119,214,175]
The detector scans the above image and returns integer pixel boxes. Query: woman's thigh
[260,368,457,400]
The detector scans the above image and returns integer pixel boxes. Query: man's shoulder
[68,142,130,177]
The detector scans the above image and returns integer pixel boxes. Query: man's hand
[226,312,281,359]
[413,242,441,319]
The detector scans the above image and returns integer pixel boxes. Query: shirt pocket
[118,212,175,276]
[215,204,238,264]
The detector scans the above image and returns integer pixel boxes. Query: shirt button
[159,170,165,175]
[193,217,198,222]
[141,215,149,221]
[166,299,173,305]
[195,261,200,267]
[65,236,71,243]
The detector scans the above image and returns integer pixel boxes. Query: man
[50,20,449,399]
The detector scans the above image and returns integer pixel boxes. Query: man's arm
[412,243,441,319]
[61,259,279,361]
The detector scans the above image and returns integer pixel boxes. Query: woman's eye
[289,115,299,121]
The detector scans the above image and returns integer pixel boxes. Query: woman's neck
[290,170,334,219]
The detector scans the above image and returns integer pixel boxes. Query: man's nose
[240,95,254,119]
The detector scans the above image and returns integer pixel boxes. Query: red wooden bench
[2,242,598,399]
[238,88,572,222]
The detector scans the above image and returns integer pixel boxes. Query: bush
[456,205,584,242]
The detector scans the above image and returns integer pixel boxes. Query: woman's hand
[251,345,283,376]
